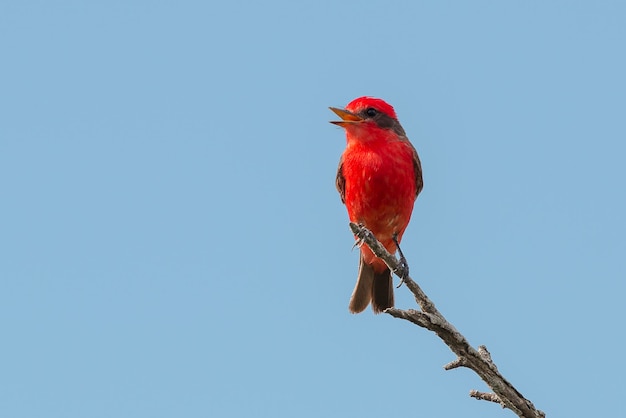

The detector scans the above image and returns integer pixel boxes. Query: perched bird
[330,97,423,313]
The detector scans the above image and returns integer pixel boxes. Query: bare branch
[349,222,545,418]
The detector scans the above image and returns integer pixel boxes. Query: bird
[330,97,423,313]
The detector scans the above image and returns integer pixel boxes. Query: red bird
[330,97,423,314]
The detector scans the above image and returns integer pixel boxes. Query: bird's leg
[393,233,409,287]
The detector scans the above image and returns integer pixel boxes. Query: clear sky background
[1,2,625,417]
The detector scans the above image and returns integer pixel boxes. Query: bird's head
[329,96,405,137]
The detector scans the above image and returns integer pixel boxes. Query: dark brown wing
[336,157,346,204]
[412,143,424,198]
[390,118,423,199]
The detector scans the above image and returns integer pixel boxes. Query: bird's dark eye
[365,108,378,117]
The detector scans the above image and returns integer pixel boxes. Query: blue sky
[1,1,625,417]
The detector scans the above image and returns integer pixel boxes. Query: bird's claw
[395,259,409,288]
[393,233,409,287]
[352,223,368,250]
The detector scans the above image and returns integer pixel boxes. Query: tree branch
[349,222,545,418]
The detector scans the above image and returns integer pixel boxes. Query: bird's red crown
[345,96,398,120]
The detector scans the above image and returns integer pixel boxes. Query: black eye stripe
[357,108,406,137]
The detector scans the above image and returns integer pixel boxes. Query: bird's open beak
[329,107,363,126]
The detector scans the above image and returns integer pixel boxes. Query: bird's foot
[352,223,368,250]
[393,233,409,288]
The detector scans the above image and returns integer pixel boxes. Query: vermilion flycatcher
[330,97,423,314]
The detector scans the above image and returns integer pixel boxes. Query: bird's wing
[410,141,424,198]
[336,158,346,204]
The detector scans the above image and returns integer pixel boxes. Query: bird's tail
[349,254,394,314]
